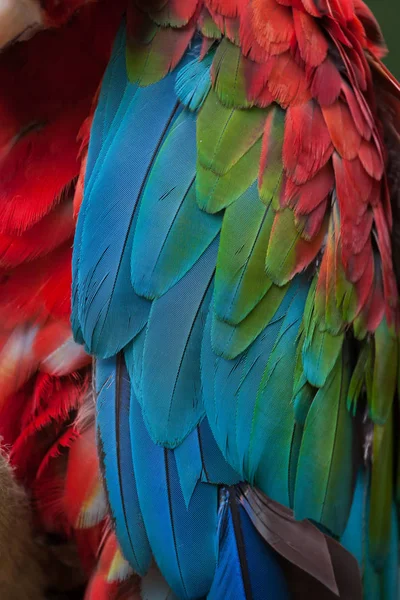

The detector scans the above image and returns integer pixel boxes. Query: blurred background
[366,0,399,78]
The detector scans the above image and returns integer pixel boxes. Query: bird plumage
[0,0,398,598]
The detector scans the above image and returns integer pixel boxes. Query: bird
[0,0,398,598]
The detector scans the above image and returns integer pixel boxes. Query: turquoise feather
[140,240,217,448]
[96,356,151,575]
[75,75,181,356]
[203,278,307,508]
[175,51,214,112]
[130,391,218,599]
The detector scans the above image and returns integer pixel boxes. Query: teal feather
[302,323,344,389]
[130,391,218,599]
[175,51,214,112]
[203,278,307,507]
[174,418,240,509]
[247,279,307,505]
[71,24,131,344]
[341,471,399,600]
[96,356,151,575]
[124,326,147,400]
[140,240,217,448]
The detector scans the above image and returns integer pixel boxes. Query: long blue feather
[96,356,151,575]
[75,69,183,357]
[129,390,218,599]
[208,491,289,600]
[72,24,132,344]
[140,239,217,448]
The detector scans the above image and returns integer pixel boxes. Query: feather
[294,352,354,536]
[96,356,151,576]
[208,489,289,600]
[140,239,217,448]
[131,110,221,300]
[258,105,285,207]
[174,418,240,509]
[75,73,182,357]
[175,50,214,112]
[214,182,274,325]
[196,88,266,212]
[369,410,393,569]
[130,390,218,599]
[203,277,307,507]
[370,317,398,424]
[240,487,347,596]
[211,282,289,359]
[126,6,196,87]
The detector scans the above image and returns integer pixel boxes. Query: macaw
[0,0,399,599]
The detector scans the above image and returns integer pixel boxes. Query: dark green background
[366,0,399,78]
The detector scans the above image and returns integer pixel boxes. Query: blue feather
[140,239,217,448]
[208,491,289,600]
[174,418,240,508]
[96,356,151,575]
[124,326,147,400]
[72,24,133,344]
[86,24,129,182]
[175,51,214,112]
[131,108,221,301]
[75,69,183,357]
[130,390,218,599]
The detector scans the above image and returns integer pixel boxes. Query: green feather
[212,39,253,108]
[196,88,265,212]
[369,410,393,570]
[347,340,371,415]
[214,181,274,324]
[265,208,327,286]
[294,352,353,536]
[126,19,159,85]
[196,140,261,213]
[258,106,285,209]
[212,283,288,359]
[302,323,344,389]
[197,89,265,175]
[293,380,315,427]
[370,318,398,425]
